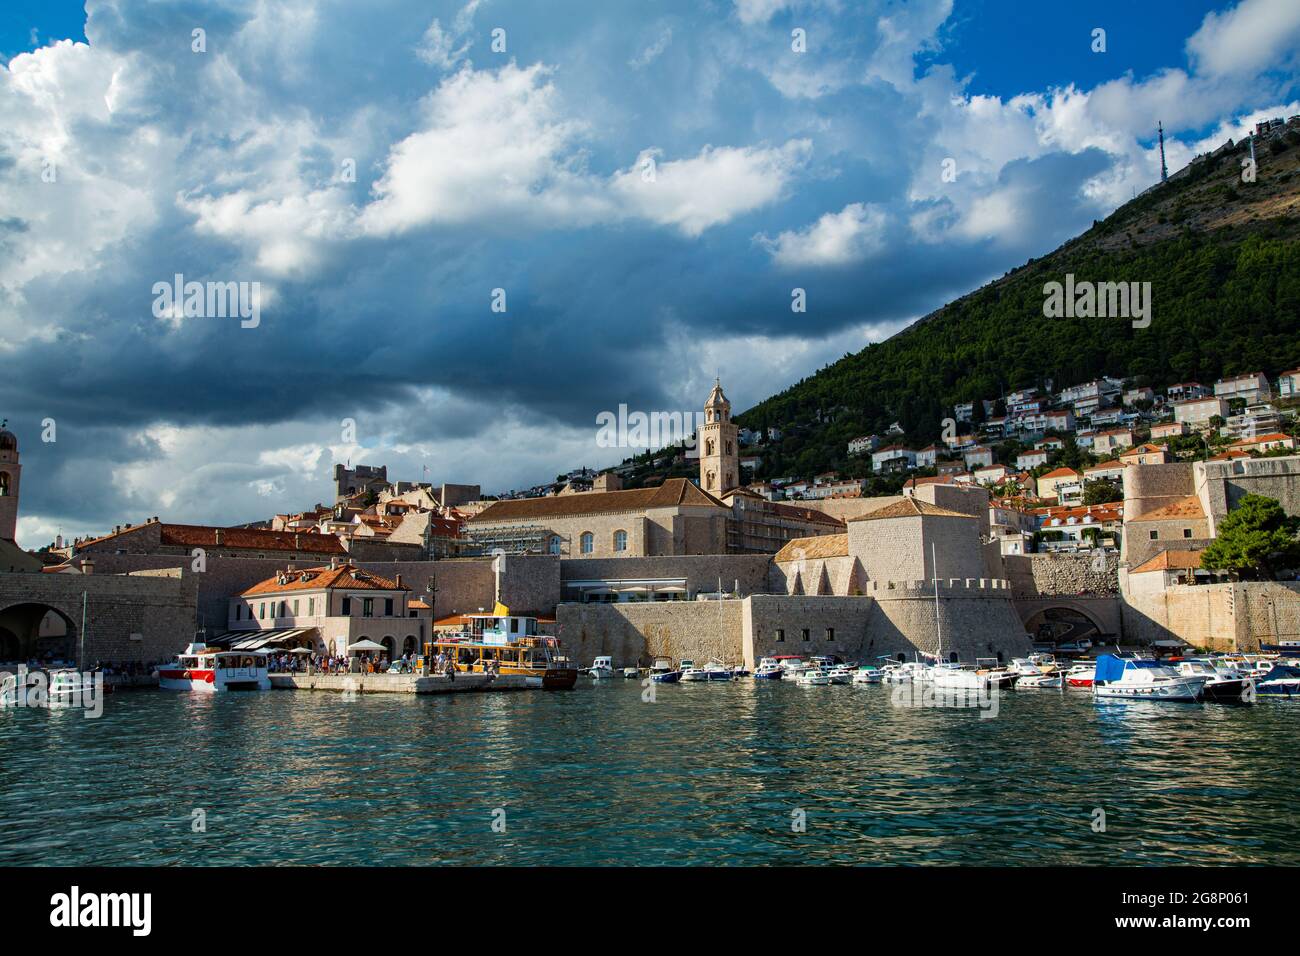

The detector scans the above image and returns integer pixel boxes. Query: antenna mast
[1158,121,1168,182]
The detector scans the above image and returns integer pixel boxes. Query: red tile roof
[241,564,408,597]
[1131,549,1205,574]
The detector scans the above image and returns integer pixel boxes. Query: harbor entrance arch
[0,601,78,663]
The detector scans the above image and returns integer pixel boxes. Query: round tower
[0,426,19,541]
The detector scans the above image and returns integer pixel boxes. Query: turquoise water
[1,680,1297,866]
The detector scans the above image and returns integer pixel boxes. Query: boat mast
[932,541,942,662]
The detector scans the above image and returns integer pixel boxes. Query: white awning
[210,628,316,651]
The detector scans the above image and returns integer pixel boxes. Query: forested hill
[732,129,1300,481]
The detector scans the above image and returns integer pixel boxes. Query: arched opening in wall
[402,636,415,656]
[0,603,77,664]
[381,636,395,660]
[1023,606,1102,646]
[0,624,20,662]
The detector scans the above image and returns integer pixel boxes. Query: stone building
[222,560,432,660]
[467,478,731,557]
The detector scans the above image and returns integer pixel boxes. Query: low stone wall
[559,554,772,596]
[555,600,745,668]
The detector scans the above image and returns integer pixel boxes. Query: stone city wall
[1120,580,1300,652]
[560,553,773,596]
[555,599,745,668]
[1005,553,1120,598]
[0,568,198,663]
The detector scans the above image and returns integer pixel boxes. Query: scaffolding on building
[461,524,567,556]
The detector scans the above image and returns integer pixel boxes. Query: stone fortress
[7,377,1300,667]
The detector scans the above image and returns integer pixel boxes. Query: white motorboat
[1175,660,1254,703]
[1092,655,1206,701]
[826,665,854,684]
[932,662,1015,691]
[794,667,832,686]
[158,643,271,692]
[622,667,640,678]
[754,657,784,680]
[1065,664,1096,687]
[852,665,883,684]
[681,659,732,682]
[589,655,616,679]
[775,655,807,676]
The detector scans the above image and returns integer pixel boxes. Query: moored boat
[589,655,616,679]
[826,665,854,684]
[430,612,578,689]
[1091,654,1206,702]
[159,643,272,692]
[852,665,882,684]
[794,667,832,686]
[1255,661,1300,698]
[681,659,732,682]
[622,666,640,678]
[1176,660,1255,703]
[754,657,784,679]
[649,656,681,683]
[1065,663,1095,687]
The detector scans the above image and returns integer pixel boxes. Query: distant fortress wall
[555,587,1032,669]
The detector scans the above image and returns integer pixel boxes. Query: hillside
[609,129,1300,491]
[725,131,1300,483]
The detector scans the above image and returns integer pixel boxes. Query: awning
[348,639,387,652]
[208,628,317,651]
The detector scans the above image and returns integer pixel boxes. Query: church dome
[704,378,730,409]
[0,429,15,452]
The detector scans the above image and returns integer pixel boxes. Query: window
[614,530,628,552]
[826,628,835,642]
[308,598,314,616]
[548,536,561,555]
[292,599,299,615]
[385,598,394,616]
[342,596,352,615]
[1183,528,1193,538]
[259,602,266,620]
[580,532,593,554]
[235,605,241,621]
[363,598,374,618]
[1149,530,1158,540]
[775,629,785,642]
[0,472,8,496]
[801,628,810,642]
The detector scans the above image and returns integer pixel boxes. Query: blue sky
[1,0,1298,546]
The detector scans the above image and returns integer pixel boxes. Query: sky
[1,0,1298,548]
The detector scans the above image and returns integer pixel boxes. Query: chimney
[395,573,403,588]
[214,529,223,545]
[330,557,338,570]
[80,558,94,574]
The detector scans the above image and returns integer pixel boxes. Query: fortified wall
[1122,579,1300,651]
[0,568,197,663]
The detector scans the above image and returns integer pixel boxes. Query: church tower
[0,425,20,541]
[698,379,739,495]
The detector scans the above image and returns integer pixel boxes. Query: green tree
[1082,480,1123,505]
[1200,494,1300,580]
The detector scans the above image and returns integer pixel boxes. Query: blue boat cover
[1093,655,1125,683]
[1094,655,1162,682]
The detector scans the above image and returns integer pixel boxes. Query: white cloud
[611,140,811,237]
[759,202,888,266]
[1187,0,1300,77]
[629,26,673,68]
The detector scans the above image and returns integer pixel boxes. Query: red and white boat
[1066,663,1096,687]
[158,642,271,692]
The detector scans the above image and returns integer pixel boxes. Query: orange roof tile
[774,533,849,562]
[1129,495,1206,522]
[469,478,725,522]
[1130,549,1205,574]
[241,564,408,596]
[848,497,975,522]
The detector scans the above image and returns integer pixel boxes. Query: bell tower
[698,379,739,495]
[0,424,20,541]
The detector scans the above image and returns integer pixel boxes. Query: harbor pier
[269,672,535,695]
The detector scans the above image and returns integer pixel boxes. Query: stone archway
[0,602,78,663]
[1021,604,1105,644]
